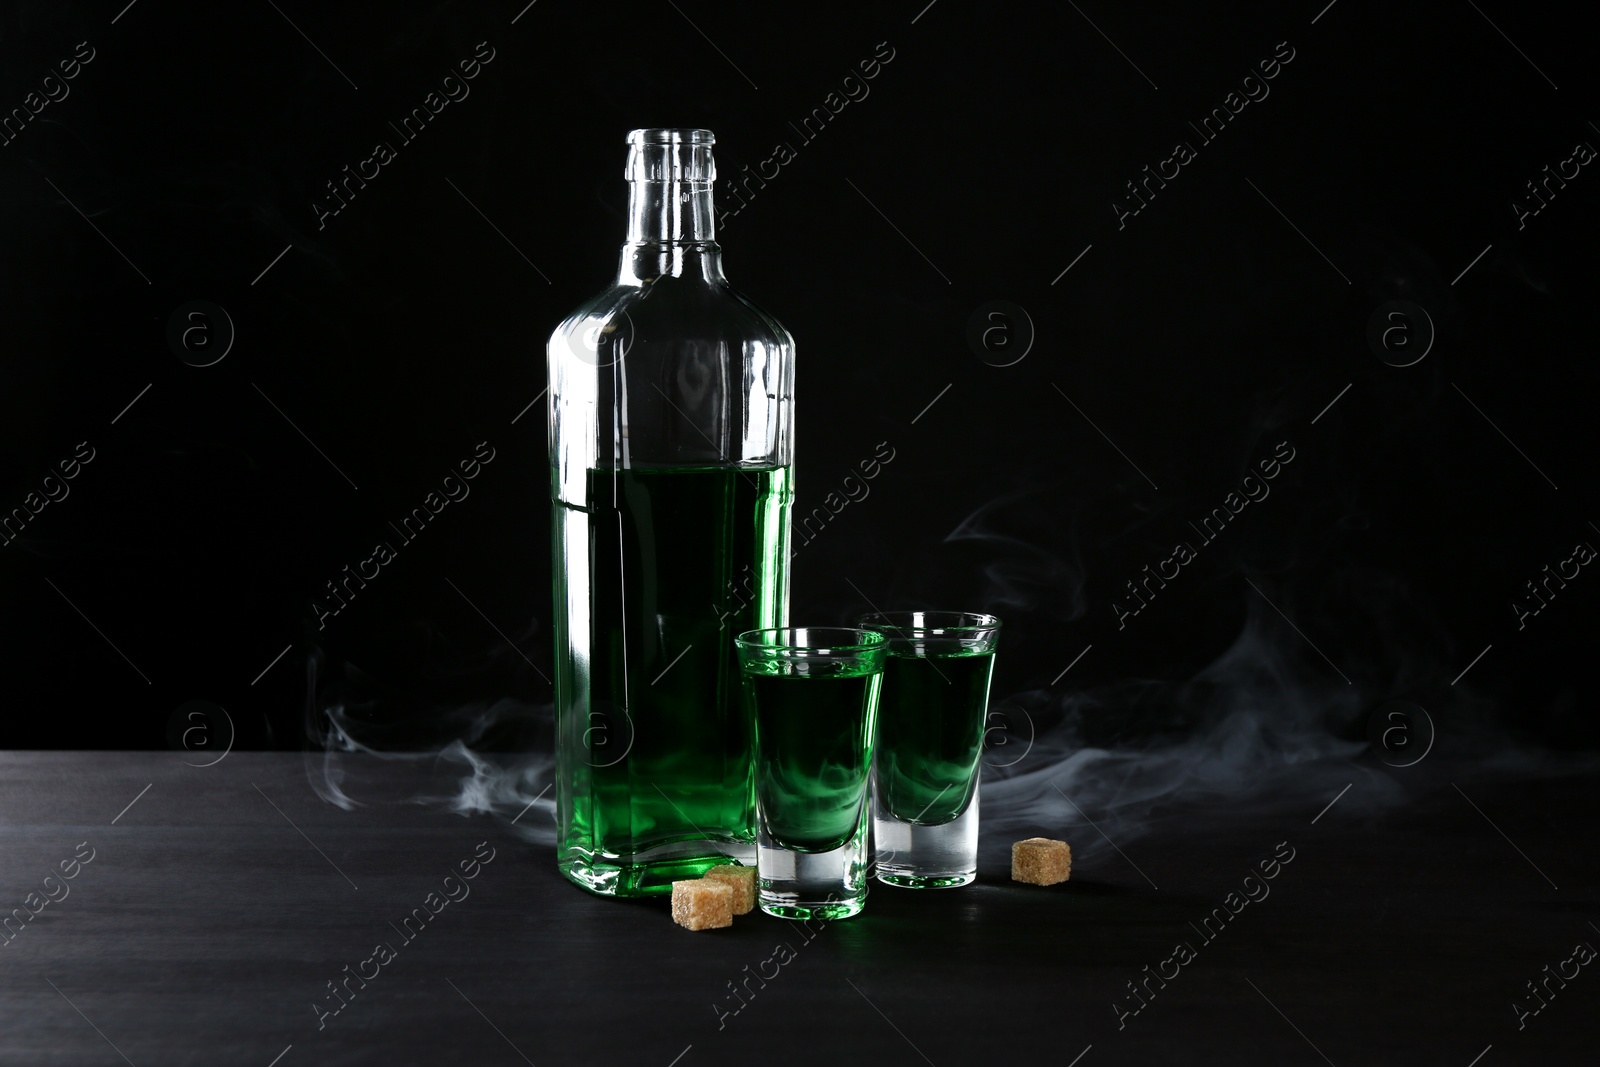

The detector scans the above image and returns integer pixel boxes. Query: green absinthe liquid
[745,668,880,853]
[554,465,791,896]
[875,650,994,824]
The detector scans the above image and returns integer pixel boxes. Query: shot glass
[735,627,887,920]
[858,611,1001,888]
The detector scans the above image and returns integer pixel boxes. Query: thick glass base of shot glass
[757,822,869,920]
[873,791,978,889]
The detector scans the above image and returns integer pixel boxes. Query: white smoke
[979,597,1384,860]
[308,694,558,846]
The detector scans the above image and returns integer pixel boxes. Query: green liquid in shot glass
[875,649,994,825]
[745,669,880,853]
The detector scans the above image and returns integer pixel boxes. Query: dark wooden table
[1,751,1593,1066]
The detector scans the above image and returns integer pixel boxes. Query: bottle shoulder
[549,277,793,351]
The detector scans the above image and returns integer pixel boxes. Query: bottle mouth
[627,128,714,145]
[625,128,716,183]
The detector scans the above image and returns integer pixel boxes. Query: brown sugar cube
[671,878,733,931]
[1012,837,1071,886]
[700,864,757,915]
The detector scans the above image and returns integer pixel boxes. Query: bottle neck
[619,178,723,284]
[618,133,723,284]
[625,177,715,244]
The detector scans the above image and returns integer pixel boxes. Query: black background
[2,0,1596,756]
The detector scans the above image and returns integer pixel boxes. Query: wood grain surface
[1,752,1594,1066]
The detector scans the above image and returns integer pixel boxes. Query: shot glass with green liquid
[735,627,887,920]
[858,611,1001,888]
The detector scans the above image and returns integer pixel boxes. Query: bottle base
[559,839,755,898]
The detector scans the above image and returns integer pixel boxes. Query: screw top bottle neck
[624,128,717,246]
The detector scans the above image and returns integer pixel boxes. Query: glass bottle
[547,129,795,896]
